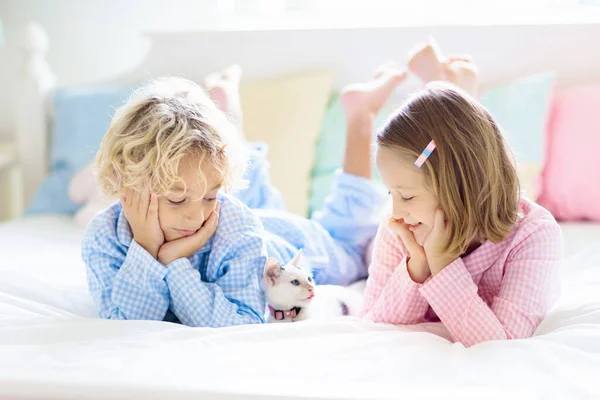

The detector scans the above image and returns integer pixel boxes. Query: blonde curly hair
[96,77,248,198]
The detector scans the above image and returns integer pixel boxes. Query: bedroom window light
[215,0,600,29]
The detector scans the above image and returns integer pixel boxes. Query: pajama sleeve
[362,223,430,324]
[166,233,267,327]
[419,222,563,347]
[83,230,170,321]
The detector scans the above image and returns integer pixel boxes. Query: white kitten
[262,250,363,323]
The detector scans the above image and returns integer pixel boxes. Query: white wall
[0,0,223,138]
[2,0,600,141]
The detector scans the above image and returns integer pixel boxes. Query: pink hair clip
[414,140,436,168]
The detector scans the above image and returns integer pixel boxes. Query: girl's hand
[423,208,456,275]
[388,217,430,284]
[121,186,164,259]
[158,201,220,265]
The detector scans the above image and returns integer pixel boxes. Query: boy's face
[158,155,222,242]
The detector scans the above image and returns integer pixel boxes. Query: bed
[1,217,600,399]
[2,22,600,399]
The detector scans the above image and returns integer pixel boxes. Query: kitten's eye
[307,276,313,283]
[291,279,300,286]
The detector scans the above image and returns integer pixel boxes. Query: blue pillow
[27,86,133,215]
[480,71,556,164]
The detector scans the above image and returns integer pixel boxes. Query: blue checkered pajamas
[82,143,384,327]
[240,145,384,285]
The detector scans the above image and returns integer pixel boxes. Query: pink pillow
[69,162,116,228]
[537,82,600,221]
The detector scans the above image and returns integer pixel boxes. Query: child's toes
[221,64,242,84]
[207,85,226,109]
[383,67,408,87]
[447,54,474,64]
[203,64,242,90]
[407,37,444,83]
[203,65,244,115]
[444,60,479,96]
[203,70,221,90]
[340,65,406,117]
[372,62,397,80]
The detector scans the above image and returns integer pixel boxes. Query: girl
[359,66,563,347]
[82,65,392,328]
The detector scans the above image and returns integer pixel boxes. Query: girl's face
[158,155,221,242]
[376,146,440,246]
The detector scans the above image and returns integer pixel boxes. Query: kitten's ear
[264,258,281,286]
[290,249,304,266]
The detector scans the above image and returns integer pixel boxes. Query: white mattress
[1,216,600,399]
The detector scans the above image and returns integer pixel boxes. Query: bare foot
[443,55,479,97]
[407,37,479,97]
[203,64,244,137]
[407,36,445,83]
[340,63,407,121]
[340,64,405,179]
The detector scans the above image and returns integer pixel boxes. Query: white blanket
[1,217,599,399]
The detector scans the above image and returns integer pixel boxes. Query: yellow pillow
[517,162,541,201]
[240,71,333,216]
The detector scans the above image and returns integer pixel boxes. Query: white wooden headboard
[16,22,600,209]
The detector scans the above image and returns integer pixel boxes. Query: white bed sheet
[1,217,599,400]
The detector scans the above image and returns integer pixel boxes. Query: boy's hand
[121,186,165,259]
[158,201,220,265]
[388,217,430,284]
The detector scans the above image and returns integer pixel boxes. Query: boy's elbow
[181,309,264,328]
[214,309,265,328]
[234,313,264,327]
[243,310,265,325]
[227,309,265,327]
[97,308,128,320]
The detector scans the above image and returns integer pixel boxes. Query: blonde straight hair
[377,82,520,258]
